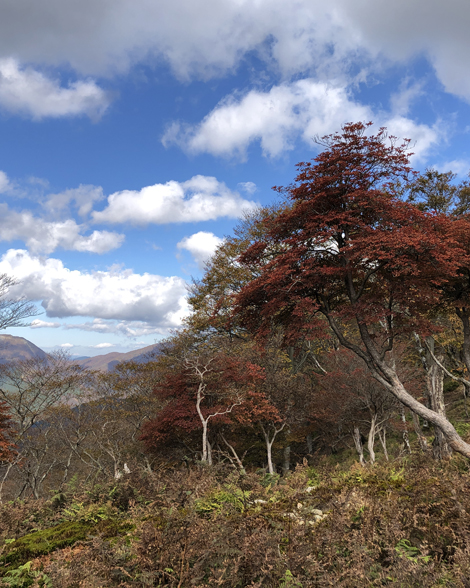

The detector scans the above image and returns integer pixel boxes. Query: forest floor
[1,446,470,588]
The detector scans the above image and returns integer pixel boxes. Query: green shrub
[2,561,52,587]
[194,484,251,514]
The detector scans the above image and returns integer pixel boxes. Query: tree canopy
[234,122,470,458]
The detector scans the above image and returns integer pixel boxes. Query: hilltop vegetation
[2,122,470,585]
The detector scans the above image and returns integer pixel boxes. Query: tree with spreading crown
[235,122,470,459]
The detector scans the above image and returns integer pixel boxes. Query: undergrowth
[1,458,470,587]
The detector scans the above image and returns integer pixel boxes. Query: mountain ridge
[0,335,160,371]
[0,334,49,364]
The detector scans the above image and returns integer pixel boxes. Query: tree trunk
[464,382,470,419]
[261,422,285,475]
[400,407,412,454]
[221,434,246,474]
[383,371,470,456]
[201,421,209,463]
[282,445,291,474]
[378,428,389,461]
[411,412,428,453]
[367,414,377,465]
[266,437,275,474]
[355,323,470,459]
[207,439,213,466]
[424,338,452,459]
[353,426,365,466]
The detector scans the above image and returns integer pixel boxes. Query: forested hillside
[1,122,470,586]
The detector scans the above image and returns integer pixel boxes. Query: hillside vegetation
[3,123,470,586]
[1,454,470,587]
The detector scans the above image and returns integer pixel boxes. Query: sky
[0,0,470,356]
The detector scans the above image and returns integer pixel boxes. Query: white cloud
[0,204,124,254]
[92,175,257,225]
[0,171,11,193]
[92,342,115,348]
[0,0,334,78]
[238,182,257,195]
[1,0,470,102]
[30,319,60,329]
[45,185,105,218]
[0,58,110,120]
[163,80,441,160]
[177,231,224,269]
[383,116,442,163]
[65,318,171,338]
[436,159,470,177]
[0,249,189,331]
[60,343,74,348]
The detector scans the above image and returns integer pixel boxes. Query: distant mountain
[0,335,161,371]
[0,334,49,364]
[74,343,161,372]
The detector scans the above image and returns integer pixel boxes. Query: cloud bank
[0,0,470,101]
[0,249,189,331]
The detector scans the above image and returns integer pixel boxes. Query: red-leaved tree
[235,122,470,458]
[0,400,16,465]
[140,349,266,464]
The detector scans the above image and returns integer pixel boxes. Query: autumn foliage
[140,348,268,454]
[0,400,16,464]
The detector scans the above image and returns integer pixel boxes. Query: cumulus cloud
[177,231,224,269]
[60,343,74,348]
[44,185,105,218]
[0,0,470,102]
[92,175,257,225]
[0,204,124,254]
[92,342,115,348]
[0,249,189,331]
[163,80,441,160]
[0,58,110,120]
[0,171,11,193]
[30,319,60,329]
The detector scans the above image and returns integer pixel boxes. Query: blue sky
[0,0,470,356]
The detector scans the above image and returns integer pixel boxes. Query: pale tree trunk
[353,426,366,466]
[378,428,389,461]
[260,422,285,474]
[358,323,470,459]
[221,434,246,474]
[385,373,470,456]
[0,461,15,503]
[207,439,213,466]
[367,414,377,464]
[400,407,412,454]
[425,338,452,460]
[191,360,242,465]
[324,272,470,460]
